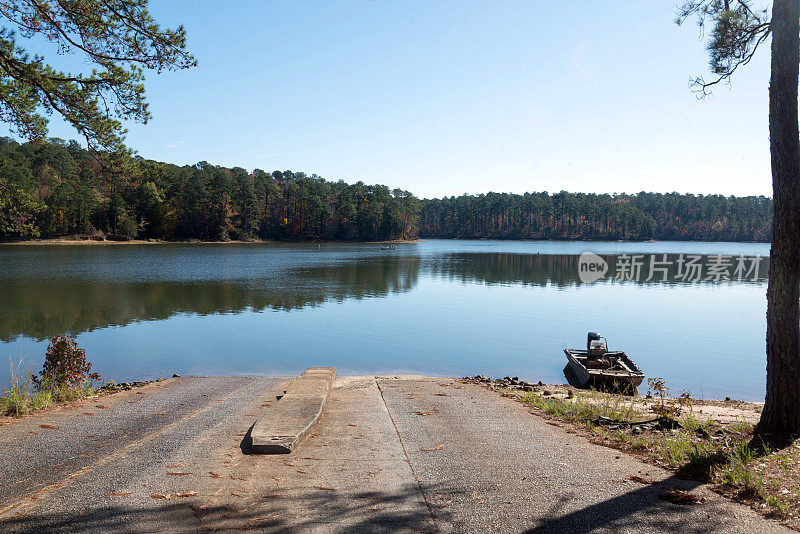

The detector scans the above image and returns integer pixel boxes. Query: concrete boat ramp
[0,369,787,533]
[251,367,336,454]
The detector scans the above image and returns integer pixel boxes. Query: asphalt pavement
[0,375,788,533]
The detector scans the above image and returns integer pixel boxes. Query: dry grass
[0,359,53,416]
[514,387,800,523]
[1,359,97,417]
[521,389,637,422]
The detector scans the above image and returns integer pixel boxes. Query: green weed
[1,359,53,416]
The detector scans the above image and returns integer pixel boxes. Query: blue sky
[1,1,773,198]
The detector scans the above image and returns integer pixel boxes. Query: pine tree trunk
[758,0,800,436]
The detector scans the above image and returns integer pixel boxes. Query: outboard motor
[587,332,607,357]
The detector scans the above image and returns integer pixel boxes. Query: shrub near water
[34,335,100,400]
[1,336,99,416]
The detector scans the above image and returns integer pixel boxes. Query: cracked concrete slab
[250,367,336,454]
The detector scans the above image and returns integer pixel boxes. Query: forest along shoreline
[464,375,800,528]
[0,236,770,246]
[0,139,774,245]
[0,238,419,246]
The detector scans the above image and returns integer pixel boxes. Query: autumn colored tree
[0,137,774,244]
[0,177,41,237]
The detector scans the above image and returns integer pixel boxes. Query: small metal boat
[564,332,644,390]
[379,244,397,250]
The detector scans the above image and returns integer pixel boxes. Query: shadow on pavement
[524,474,735,533]
[239,422,255,455]
[0,482,442,533]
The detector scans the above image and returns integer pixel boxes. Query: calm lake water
[0,240,771,401]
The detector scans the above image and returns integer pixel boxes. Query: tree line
[0,138,420,242]
[0,137,774,243]
[419,191,772,242]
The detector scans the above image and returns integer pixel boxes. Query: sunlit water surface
[0,240,771,400]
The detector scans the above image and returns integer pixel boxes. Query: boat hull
[564,349,644,390]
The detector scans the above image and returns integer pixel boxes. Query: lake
[0,240,771,401]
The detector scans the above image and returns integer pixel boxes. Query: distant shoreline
[0,237,772,246]
[1,238,420,246]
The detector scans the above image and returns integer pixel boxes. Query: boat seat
[585,356,613,370]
